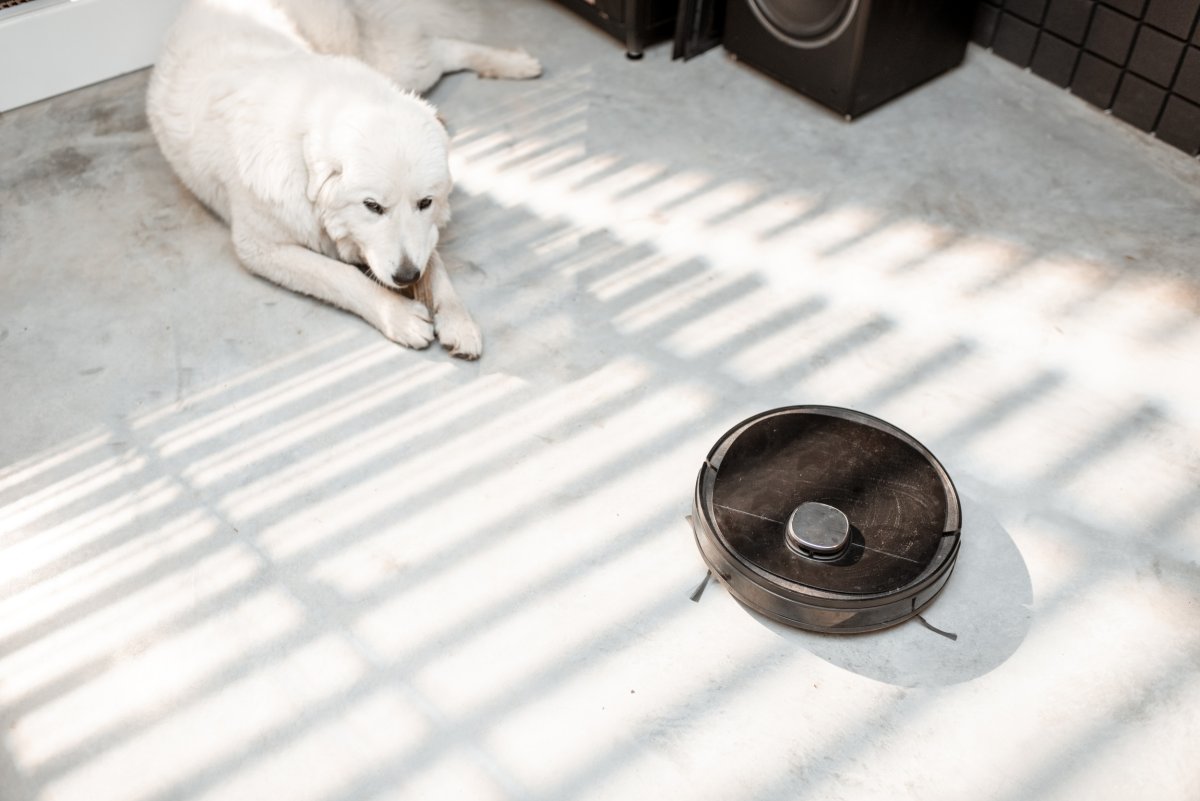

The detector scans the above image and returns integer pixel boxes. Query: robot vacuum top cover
[691,406,961,633]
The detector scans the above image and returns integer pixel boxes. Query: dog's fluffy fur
[147,0,541,358]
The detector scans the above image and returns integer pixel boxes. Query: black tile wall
[1006,0,1049,24]
[1113,73,1167,129]
[1177,47,1200,103]
[974,0,1200,158]
[1045,0,1094,42]
[1157,95,1200,154]
[975,3,1002,46]
[1129,26,1184,87]
[1144,0,1200,40]
[1073,51,1123,105]
[994,12,1041,65]
[1104,0,1145,16]
[1086,6,1137,64]
[1032,31,1081,85]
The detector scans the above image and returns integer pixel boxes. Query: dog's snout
[392,261,420,286]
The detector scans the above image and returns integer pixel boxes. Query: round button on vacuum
[785,501,850,558]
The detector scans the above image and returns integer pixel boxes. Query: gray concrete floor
[3,2,1200,799]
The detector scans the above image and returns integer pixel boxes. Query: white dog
[147,0,541,358]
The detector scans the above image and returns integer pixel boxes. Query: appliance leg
[624,0,645,59]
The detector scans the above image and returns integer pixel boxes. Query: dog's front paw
[379,296,435,350]
[435,307,483,360]
[481,49,542,81]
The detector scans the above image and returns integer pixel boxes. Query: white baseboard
[0,0,186,112]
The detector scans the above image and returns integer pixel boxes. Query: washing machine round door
[751,0,858,43]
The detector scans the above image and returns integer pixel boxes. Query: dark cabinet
[551,0,681,57]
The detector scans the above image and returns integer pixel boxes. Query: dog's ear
[302,133,341,203]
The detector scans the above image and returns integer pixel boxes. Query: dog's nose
[392,262,420,286]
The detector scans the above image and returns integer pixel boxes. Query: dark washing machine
[689,0,976,118]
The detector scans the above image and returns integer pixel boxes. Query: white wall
[0,0,187,112]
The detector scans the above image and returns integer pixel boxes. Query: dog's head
[304,95,451,288]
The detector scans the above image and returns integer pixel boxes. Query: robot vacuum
[690,405,961,633]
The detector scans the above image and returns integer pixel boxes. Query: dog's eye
[417,196,433,211]
[363,199,385,215]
